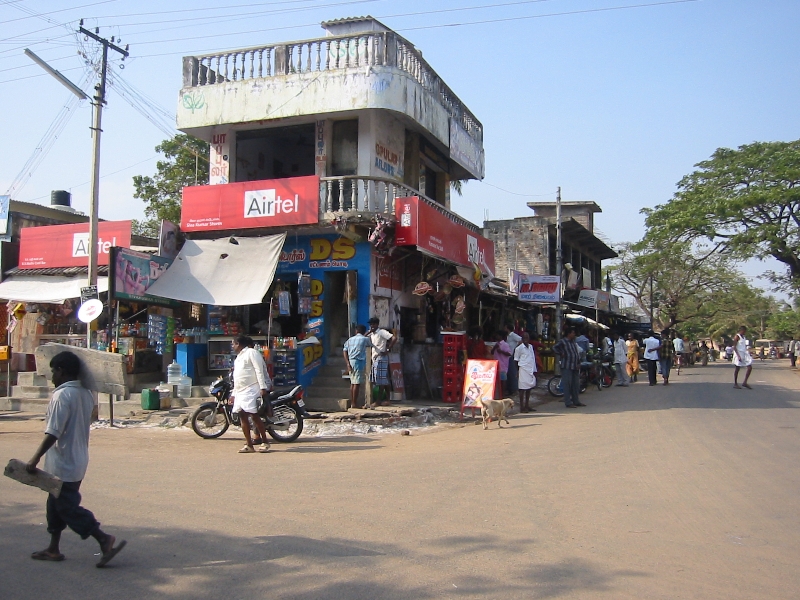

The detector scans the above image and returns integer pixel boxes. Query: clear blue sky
[1,0,798,289]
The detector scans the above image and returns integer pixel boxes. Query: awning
[145,234,286,306]
[0,275,109,303]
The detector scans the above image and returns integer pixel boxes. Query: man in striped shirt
[553,327,585,408]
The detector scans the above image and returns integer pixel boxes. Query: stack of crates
[442,332,467,403]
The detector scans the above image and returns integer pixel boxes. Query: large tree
[610,241,742,330]
[642,140,800,289]
[132,134,209,237]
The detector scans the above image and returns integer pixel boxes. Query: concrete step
[307,375,351,389]
[317,365,348,378]
[0,397,49,412]
[11,385,51,399]
[304,396,348,412]
[17,372,50,387]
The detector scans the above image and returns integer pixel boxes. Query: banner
[19,221,132,269]
[158,220,179,259]
[110,247,176,306]
[577,289,598,309]
[518,274,560,303]
[181,175,319,232]
[461,359,498,410]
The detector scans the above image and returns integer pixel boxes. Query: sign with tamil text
[518,274,561,303]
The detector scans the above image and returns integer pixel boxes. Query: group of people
[342,318,396,409]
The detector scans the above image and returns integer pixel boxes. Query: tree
[642,140,800,289]
[766,306,800,340]
[610,241,741,330]
[132,134,209,237]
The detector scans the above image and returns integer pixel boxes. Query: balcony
[320,175,480,233]
[179,30,482,156]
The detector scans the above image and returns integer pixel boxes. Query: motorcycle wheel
[191,403,230,439]
[267,405,304,443]
[601,371,613,388]
[547,375,564,397]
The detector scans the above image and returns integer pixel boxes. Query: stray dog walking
[479,398,514,429]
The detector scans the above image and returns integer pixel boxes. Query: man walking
[368,317,395,406]
[553,327,585,408]
[513,332,538,412]
[504,324,522,395]
[790,338,799,369]
[25,351,126,567]
[343,324,371,409]
[643,330,661,386]
[660,329,674,385]
[612,331,630,386]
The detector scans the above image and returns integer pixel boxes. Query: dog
[479,398,514,429]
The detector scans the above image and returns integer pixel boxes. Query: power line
[479,181,558,197]
[0,0,120,25]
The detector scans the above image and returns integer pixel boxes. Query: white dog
[479,398,514,429]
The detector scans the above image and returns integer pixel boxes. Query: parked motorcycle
[191,372,309,442]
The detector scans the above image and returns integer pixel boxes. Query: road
[1,360,799,599]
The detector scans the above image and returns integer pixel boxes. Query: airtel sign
[18,221,132,269]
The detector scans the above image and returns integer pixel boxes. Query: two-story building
[148,17,497,406]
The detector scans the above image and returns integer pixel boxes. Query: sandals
[238,445,255,453]
[256,443,270,453]
[31,550,65,562]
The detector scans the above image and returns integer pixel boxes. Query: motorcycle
[191,371,309,442]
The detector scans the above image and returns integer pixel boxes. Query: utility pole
[79,26,128,348]
[555,186,563,344]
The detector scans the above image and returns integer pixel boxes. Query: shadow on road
[0,502,650,599]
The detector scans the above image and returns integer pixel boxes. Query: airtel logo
[72,233,117,257]
[244,189,299,218]
[466,234,484,265]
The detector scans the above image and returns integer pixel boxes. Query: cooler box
[141,389,160,411]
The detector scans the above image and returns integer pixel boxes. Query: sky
[1,0,798,293]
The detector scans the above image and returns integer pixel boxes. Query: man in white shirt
[513,332,538,413]
[643,331,661,386]
[26,351,126,567]
[612,331,630,386]
[368,317,395,405]
[504,324,522,394]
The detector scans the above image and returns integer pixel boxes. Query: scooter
[190,371,309,442]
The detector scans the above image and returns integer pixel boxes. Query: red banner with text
[19,221,132,269]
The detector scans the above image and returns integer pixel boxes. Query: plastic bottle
[167,360,182,384]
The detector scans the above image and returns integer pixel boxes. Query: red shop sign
[19,221,132,269]
[181,176,320,232]
[394,196,495,272]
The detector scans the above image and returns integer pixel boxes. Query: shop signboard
[180,175,319,232]
[394,196,495,273]
[18,221,132,269]
[110,246,177,306]
[595,290,610,312]
[577,289,598,309]
[518,274,560,303]
[609,295,621,314]
[461,359,498,414]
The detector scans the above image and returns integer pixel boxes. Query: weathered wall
[484,217,550,280]
[177,66,451,151]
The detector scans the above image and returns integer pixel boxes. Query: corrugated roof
[4,265,109,277]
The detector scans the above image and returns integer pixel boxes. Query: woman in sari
[626,333,640,383]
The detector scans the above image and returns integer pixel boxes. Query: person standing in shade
[343,324,371,409]
[504,324,522,394]
[513,332,538,412]
[368,317,395,406]
[732,325,754,389]
[612,331,630,386]
[230,335,272,454]
[553,327,585,408]
[25,351,126,567]
[575,329,591,362]
[626,333,640,382]
[642,331,661,386]
[660,329,674,385]
[491,330,512,398]
[790,338,800,369]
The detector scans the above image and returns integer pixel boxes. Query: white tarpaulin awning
[0,275,108,303]
[145,234,286,306]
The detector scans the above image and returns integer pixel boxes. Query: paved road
[2,360,799,599]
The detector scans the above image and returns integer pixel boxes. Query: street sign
[80,285,98,303]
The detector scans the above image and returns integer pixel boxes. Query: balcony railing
[320,175,480,234]
[183,31,482,145]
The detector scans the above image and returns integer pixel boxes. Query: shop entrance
[323,271,352,357]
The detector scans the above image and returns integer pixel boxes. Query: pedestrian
[343,324,371,409]
[491,330,512,398]
[642,330,661,386]
[575,328,590,361]
[660,329,674,385]
[612,331,630,386]
[732,325,753,389]
[790,338,800,368]
[553,327,585,408]
[230,335,272,453]
[25,351,126,567]
[504,324,522,394]
[626,333,640,382]
[465,326,487,360]
[513,332,538,412]
[673,334,685,372]
[368,317,395,406]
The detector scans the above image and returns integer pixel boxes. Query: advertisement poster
[19,221,132,269]
[158,220,179,259]
[518,274,561,303]
[110,247,176,306]
[461,359,499,411]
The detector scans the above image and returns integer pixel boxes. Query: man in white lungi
[513,332,538,413]
[230,335,272,453]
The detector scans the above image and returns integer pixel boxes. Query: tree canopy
[132,134,209,237]
[642,140,800,289]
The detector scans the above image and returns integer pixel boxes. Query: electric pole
[79,26,128,348]
[555,186,563,345]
